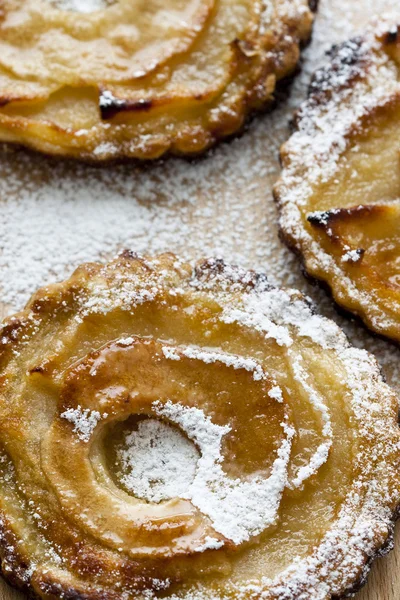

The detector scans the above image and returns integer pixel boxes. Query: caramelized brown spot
[194,258,271,291]
[308,204,388,242]
[29,365,46,375]
[100,91,153,120]
[119,249,142,261]
[384,26,399,45]
[308,204,400,277]
[305,37,366,107]
[0,97,11,108]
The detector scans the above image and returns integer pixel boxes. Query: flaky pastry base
[275,21,400,342]
[0,252,398,600]
[0,0,314,161]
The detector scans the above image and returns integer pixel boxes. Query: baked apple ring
[0,253,398,599]
[0,0,314,160]
[275,20,400,342]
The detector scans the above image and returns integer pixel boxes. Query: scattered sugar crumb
[342,249,364,263]
[50,0,112,12]
[268,385,284,403]
[194,537,224,553]
[60,405,102,442]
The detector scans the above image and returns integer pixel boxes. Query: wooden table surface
[0,0,400,598]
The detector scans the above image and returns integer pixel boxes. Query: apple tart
[0,0,314,161]
[0,252,399,600]
[276,21,400,342]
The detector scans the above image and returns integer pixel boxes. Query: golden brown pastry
[275,21,400,342]
[0,252,399,600]
[0,0,314,161]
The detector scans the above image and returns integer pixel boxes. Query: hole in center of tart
[110,415,200,503]
[48,0,115,13]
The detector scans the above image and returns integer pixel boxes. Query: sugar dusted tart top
[0,252,398,599]
[0,0,314,160]
[275,20,400,342]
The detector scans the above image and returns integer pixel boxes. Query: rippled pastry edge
[275,20,400,341]
[0,0,315,161]
[0,252,399,599]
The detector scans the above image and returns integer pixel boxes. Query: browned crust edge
[0,46,313,170]
[0,251,398,599]
[277,222,400,350]
[1,511,398,600]
[0,64,302,170]
[273,25,400,344]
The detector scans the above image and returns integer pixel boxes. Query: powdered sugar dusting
[342,248,364,264]
[117,419,200,503]
[288,353,332,489]
[222,287,344,350]
[49,0,112,12]
[161,345,267,381]
[194,536,224,553]
[60,405,103,442]
[152,400,295,544]
[268,385,283,402]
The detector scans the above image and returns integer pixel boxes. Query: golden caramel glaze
[275,21,400,342]
[0,252,398,600]
[0,0,314,161]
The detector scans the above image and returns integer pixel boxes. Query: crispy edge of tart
[274,23,400,343]
[0,0,316,162]
[0,252,397,600]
